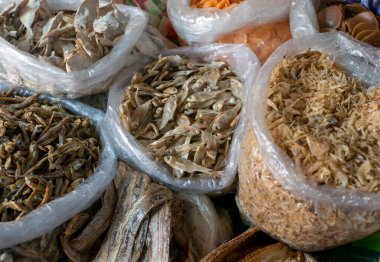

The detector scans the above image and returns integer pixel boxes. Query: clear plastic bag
[289,0,320,38]
[0,0,147,98]
[175,193,233,261]
[103,44,260,194]
[237,32,380,251]
[0,83,117,249]
[167,0,291,44]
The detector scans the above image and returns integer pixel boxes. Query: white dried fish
[119,56,243,178]
[0,0,129,72]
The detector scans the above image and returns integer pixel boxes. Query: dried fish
[0,184,115,262]
[0,0,129,72]
[119,55,243,178]
[0,90,101,222]
[94,162,173,262]
[267,51,380,193]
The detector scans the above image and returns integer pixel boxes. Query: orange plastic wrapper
[218,21,291,64]
[190,0,244,9]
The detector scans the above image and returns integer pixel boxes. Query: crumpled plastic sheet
[0,83,117,249]
[175,193,232,261]
[290,0,320,38]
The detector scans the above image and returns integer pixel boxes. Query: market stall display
[1,0,380,260]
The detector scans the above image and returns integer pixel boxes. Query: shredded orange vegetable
[190,0,244,9]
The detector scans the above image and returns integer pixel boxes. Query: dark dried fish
[0,90,101,222]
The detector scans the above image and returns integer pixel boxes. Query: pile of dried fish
[0,89,101,222]
[266,51,380,193]
[317,3,380,47]
[119,55,243,178]
[0,0,129,72]
[0,184,116,262]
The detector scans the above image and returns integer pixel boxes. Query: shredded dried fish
[266,51,380,193]
[0,89,101,222]
[0,0,129,72]
[119,55,243,178]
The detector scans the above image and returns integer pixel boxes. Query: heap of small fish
[0,89,101,222]
[0,0,129,72]
[317,3,380,47]
[267,51,380,193]
[119,55,243,178]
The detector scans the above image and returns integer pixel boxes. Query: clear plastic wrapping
[167,0,291,44]
[237,32,380,251]
[0,83,117,249]
[175,193,233,261]
[0,0,147,98]
[289,0,320,38]
[104,44,260,194]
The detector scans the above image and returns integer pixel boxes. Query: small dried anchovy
[0,89,101,222]
[118,55,243,178]
[0,0,129,72]
[266,51,380,193]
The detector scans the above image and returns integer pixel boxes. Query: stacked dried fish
[94,162,173,262]
[0,89,101,222]
[119,55,243,178]
[0,0,129,72]
[317,3,380,47]
[0,184,116,262]
[266,51,380,193]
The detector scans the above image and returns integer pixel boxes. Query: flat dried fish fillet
[94,162,173,262]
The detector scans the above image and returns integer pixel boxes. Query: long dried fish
[0,90,101,222]
[119,55,243,178]
[94,162,173,262]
